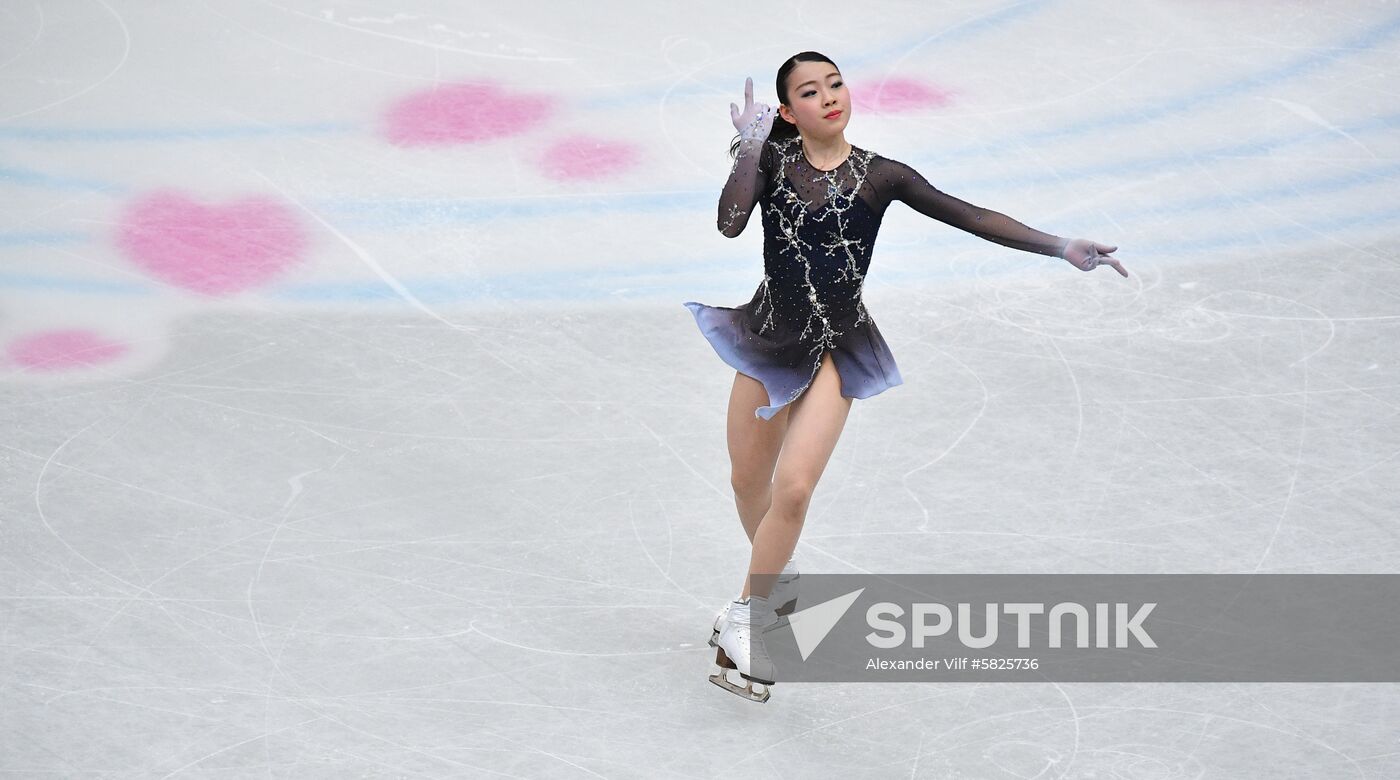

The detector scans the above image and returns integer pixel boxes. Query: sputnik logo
[787,588,865,660]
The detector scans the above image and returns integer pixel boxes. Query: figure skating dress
[684,134,1065,420]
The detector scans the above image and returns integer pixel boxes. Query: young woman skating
[684,51,1126,703]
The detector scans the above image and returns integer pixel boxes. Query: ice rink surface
[3,0,1400,776]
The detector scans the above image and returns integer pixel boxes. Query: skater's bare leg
[726,370,789,542]
[742,350,851,599]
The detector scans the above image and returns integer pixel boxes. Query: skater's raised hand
[1061,238,1127,277]
[731,76,777,142]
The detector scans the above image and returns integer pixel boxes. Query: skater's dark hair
[728,51,838,159]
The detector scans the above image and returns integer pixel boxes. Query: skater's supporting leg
[741,350,851,600]
[726,370,789,542]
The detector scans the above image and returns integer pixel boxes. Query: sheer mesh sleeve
[716,137,775,238]
[873,157,1067,258]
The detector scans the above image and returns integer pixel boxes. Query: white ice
[2,0,1399,777]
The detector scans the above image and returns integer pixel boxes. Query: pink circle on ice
[381,82,555,146]
[851,77,953,112]
[538,136,639,180]
[113,190,309,296]
[8,329,129,370]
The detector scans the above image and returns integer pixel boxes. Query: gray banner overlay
[751,575,1400,682]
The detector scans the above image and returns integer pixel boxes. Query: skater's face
[780,61,849,138]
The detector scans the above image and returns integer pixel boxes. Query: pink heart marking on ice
[851,77,954,113]
[381,81,556,147]
[7,329,129,370]
[113,191,310,296]
[538,135,640,180]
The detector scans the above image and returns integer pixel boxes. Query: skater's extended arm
[882,159,1068,258]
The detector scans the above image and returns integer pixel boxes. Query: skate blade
[709,670,771,703]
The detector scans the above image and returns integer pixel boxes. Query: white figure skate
[708,564,799,649]
[709,595,779,703]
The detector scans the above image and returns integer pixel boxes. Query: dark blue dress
[685,134,1064,420]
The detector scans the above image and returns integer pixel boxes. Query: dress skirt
[682,295,904,420]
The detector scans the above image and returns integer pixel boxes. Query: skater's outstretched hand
[731,76,777,142]
[1061,238,1127,277]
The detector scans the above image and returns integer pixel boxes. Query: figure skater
[683,51,1127,703]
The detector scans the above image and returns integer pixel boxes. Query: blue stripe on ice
[0,230,90,247]
[0,121,356,143]
[3,194,1398,300]
[0,165,126,194]
[0,272,149,294]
